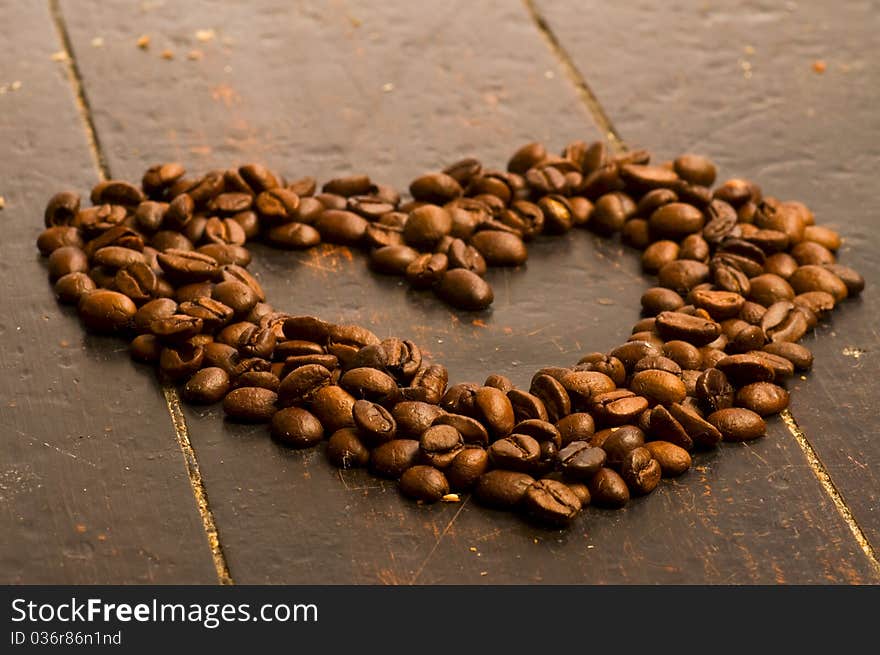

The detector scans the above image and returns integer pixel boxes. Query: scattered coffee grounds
[36,140,864,527]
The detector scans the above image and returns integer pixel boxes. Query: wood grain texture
[0,1,217,584]
[534,0,880,551]
[55,0,879,582]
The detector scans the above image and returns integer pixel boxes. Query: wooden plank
[534,0,880,551]
[0,1,217,583]
[60,0,878,582]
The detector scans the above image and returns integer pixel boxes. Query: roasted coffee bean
[393,401,446,439]
[588,468,630,508]
[620,447,661,495]
[707,408,766,442]
[657,259,710,294]
[270,407,324,448]
[642,240,680,273]
[406,253,448,289]
[641,287,685,315]
[233,371,280,392]
[674,154,717,187]
[644,441,691,477]
[403,205,453,250]
[475,470,536,508]
[500,201,544,240]
[668,402,722,448]
[157,249,220,284]
[599,425,645,467]
[735,382,790,416]
[647,405,693,449]
[559,441,606,480]
[54,272,96,304]
[759,301,807,343]
[512,419,562,447]
[471,386,515,439]
[649,202,705,239]
[488,434,541,472]
[410,173,463,204]
[793,291,836,319]
[142,163,186,196]
[369,244,420,275]
[483,374,513,392]
[222,387,277,422]
[528,374,571,423]
[590,192,634,235]
[655,311,721,346]
[47,246,89,281]
[44,191,81,227]
[629,370,687,405]
[159,342,204,380]
[339,367,398,404]
[91,245,144,270]
[326,428,370,469]
[278,364,332,406]
[690,289,745,320]
[183,367,231,404]
[503,389,547,424]
[524,479,582,525]
[370,439,421,478]
[419,424,464,469]
[537,195,574,233]
[37,226,84,256]
[788,265,848,302]
[590,390,649,425]
[469,230,527,267]
[695,368,735,413]
[747,350,795,382]
[823,264,864,296]
[266,222,321,249]
[78,290,137,333]
[443,447,488,490]
[575,353,627,385]
[399,465,449,503]
[434,413,490,447]
[559,371,616,409]
[314,210,367,245]
[435,269,493,310]
[347,195,395,219]
[507,142,547,174]
[129,333,162,363]
[762,342,813,370]
[309,385,356,434]
[552,413,594,446]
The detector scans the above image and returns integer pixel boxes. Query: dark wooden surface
[1,0,876,583]
[0,1,217,584]
[535,0,880,551]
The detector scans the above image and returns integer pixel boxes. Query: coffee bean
[488,434,541,472]
[410,173,463,204]
[649,202,705,239]
[589,192,634,235]
[735,382,790,416]
[590,389,649,425]
[644,441,691,477]
[469,230,527,267]
[310,385,357,434]
[183,367,230,404]
[655,311,721,346]
[370,439,421,478]
[369,245,420,275]
[435,269,493,310]
[54,272,96,304]
[788,265,848,302]
[588,468,630,508]
[403,205,453,250]
[406,253,448,289]
[326,427,370,469]
[823,264,864,296]
[674,154,717,187]
[399,465,449,503]
[222,387,278,422]
[271,407,324,448]
[668,402,722,448]
[78,290,137,333]
[657,259,710,294]
[620,447,661,495]
[350,399,397,446]
[529,374,571,423]
[524,479,582,525]
[707,408,766,441]
[393,401,446,439]
[695,368,734,413]
[762,342,813,370]
[434,413,489,447]
[550,413,593,446]
[474,470,536,508]
[559,441,606,480]
[642,240,680,273]
[447,447,489,490]
[419,424,464,469]
[629,370,687,406]
[647,405,693,449]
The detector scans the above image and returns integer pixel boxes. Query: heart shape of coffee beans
[38,139,865,526]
